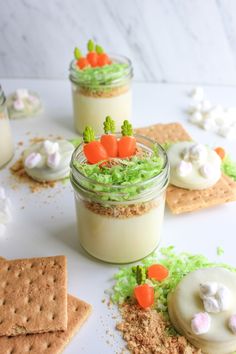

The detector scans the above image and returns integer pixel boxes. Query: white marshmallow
[189,144,207,163]
[191,312,211,335]
[229,315,236,334]
[199,282,218,298]
[13,99,25,111]
[24,152,42,169]
[28,95,39,106]
[47,151,61,169]
[16,89,29,100]
[187,102,202,114]
[203,296,221,313]
[190,87,204,101]
[176,160,192,177]
[43,140,59,155]
[201,100,212,113]
[215,285,230,311]
[189,111,203,124]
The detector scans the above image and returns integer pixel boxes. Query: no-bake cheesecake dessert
[69,40,133,135]
[70,117,169,263]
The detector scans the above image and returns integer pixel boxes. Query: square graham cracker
[0,295,92,354]
[136,122,236,214]
[0,255,67,336]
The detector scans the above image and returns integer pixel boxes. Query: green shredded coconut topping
[111,246,236,317]
[71,61,129,92]
[73,147,164,201]
[222,155,236,181]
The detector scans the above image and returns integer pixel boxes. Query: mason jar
[69,55,133,135]
[0,86,14,168]
[70,135,169,264]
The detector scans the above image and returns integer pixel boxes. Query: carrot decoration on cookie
[100,116,118,157]
[134,284,154,309]
[83,126,108,164]
[118,120,136,158]
[86,39,98,67]
[74,47,89,69]
[214,147,226,160]
[147,264,169,281]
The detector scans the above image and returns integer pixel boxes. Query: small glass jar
[69,55,133,135]
[0,86,14,168]
[70,135,169,264]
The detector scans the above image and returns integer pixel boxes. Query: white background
[2,0,236,84]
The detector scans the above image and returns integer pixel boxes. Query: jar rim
[70,134,169,200]
[69,53,133,87]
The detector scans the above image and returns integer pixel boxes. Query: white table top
[0,79,236,353]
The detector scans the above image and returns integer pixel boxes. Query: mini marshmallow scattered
[24,152,42,169]
[191,312,211,335]
[187,87,236,140]
[0,187,12,237]
[47,151,61,169]
[13,99,25,111]
[228,315,236,334]
[16,89,29,100]
[43,140,59,155]
[24,140,62,171]
[189,144,207,164]
[199,282,230,313]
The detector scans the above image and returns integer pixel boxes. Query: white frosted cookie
[7,89,42,119]
[168,267,236,354]
[23,140,74,182]
[167,142,221,190]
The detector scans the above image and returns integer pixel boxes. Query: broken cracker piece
[0,295,92,354]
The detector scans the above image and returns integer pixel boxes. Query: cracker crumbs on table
[116,302,201,354]
[10,158,56,192]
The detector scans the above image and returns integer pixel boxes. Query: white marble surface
[0,79,236,354]
[2,0,236,84]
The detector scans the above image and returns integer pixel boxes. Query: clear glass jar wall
[69,55,133,135]
[70,135,169,263]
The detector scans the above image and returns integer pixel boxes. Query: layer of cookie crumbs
[84,199,160,219]
[10,158,56,193]
[78,84,130,98]
[116,302,201,354]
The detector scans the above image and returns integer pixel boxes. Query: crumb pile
[117,302,201,354]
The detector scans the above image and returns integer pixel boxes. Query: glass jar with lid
[0,86,14,168]
[69,55,133,135]
[70,134,169,264]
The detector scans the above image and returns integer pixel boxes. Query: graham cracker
[136,122,236,214]
[0,294,92,354]
[135,122,192,144]
[0,255,67,336]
